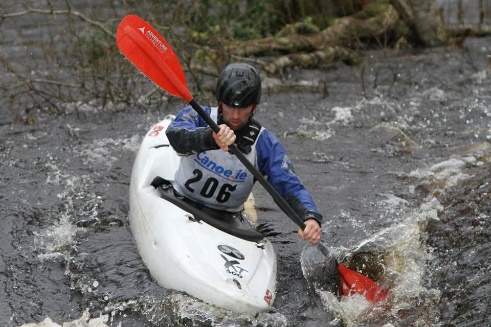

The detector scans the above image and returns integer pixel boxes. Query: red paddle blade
[338,263,388,304]
[116,15,193,102]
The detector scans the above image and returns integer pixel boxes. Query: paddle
[316,242,388,305]
[116,14,306,230]
[117,14,388,306]
[338,263,388,304]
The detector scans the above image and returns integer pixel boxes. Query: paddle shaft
[189,99,306,230]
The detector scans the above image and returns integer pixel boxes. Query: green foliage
[351,2,390,19]
[271,0,366,29]
[171,0,281,44]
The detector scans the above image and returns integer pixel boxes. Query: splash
[35,213,78,261]
[304,197,443,326]
[99,292,288,327]
[19,309,111,327]
[73,136,141,167]
[315,152,489,326]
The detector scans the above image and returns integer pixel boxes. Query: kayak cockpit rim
[151,176,265,243]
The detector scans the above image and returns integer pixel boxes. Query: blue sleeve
[170,105,212,129]
[166,105,219,155]
[256,129,323,223]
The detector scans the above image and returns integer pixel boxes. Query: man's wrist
[303,211,323,226]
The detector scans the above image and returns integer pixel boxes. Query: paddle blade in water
[116,14,193,102]
[338,263,388,304]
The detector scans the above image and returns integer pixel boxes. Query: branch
[446,24,491,37]
[230,5,400,58]
[262,46,359,75]
[2,7,114,38]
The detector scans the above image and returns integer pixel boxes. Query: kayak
[128,115,277,314]
[118,15,388,315]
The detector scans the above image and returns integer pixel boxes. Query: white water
[20,311,112,327]
[313,149,489,326]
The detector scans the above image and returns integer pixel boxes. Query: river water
[1,2,490,327]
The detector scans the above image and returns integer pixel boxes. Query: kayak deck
[151,176,264,242]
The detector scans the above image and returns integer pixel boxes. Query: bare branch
[2,7,114,38]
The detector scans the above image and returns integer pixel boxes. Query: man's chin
[229,122,245,130]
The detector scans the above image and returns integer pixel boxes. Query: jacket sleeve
[166,105,220,156]
[256,129,323,225]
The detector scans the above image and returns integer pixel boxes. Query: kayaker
[166,63,322,244]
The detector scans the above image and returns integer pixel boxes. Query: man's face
[220,103,255,130]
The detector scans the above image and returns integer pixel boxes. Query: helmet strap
[217,102,224,123]
[249,104,257,118]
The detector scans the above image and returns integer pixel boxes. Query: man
[166,63,322,244]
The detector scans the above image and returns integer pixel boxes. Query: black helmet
[216,63,261,108]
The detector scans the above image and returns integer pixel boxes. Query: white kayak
[129,115,277,314]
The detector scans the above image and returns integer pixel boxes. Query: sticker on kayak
[218,245,248,278]
[148,124,164,137]
[264,289,273,305]
[218,245,245,260]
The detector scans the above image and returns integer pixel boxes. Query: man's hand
[298,219,321,244]
[212,124,236,151]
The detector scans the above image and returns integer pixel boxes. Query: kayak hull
[129,116,277,314]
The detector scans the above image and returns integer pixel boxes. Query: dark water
[1,3,490,327]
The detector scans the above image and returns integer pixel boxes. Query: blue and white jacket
[166,105,322,225]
